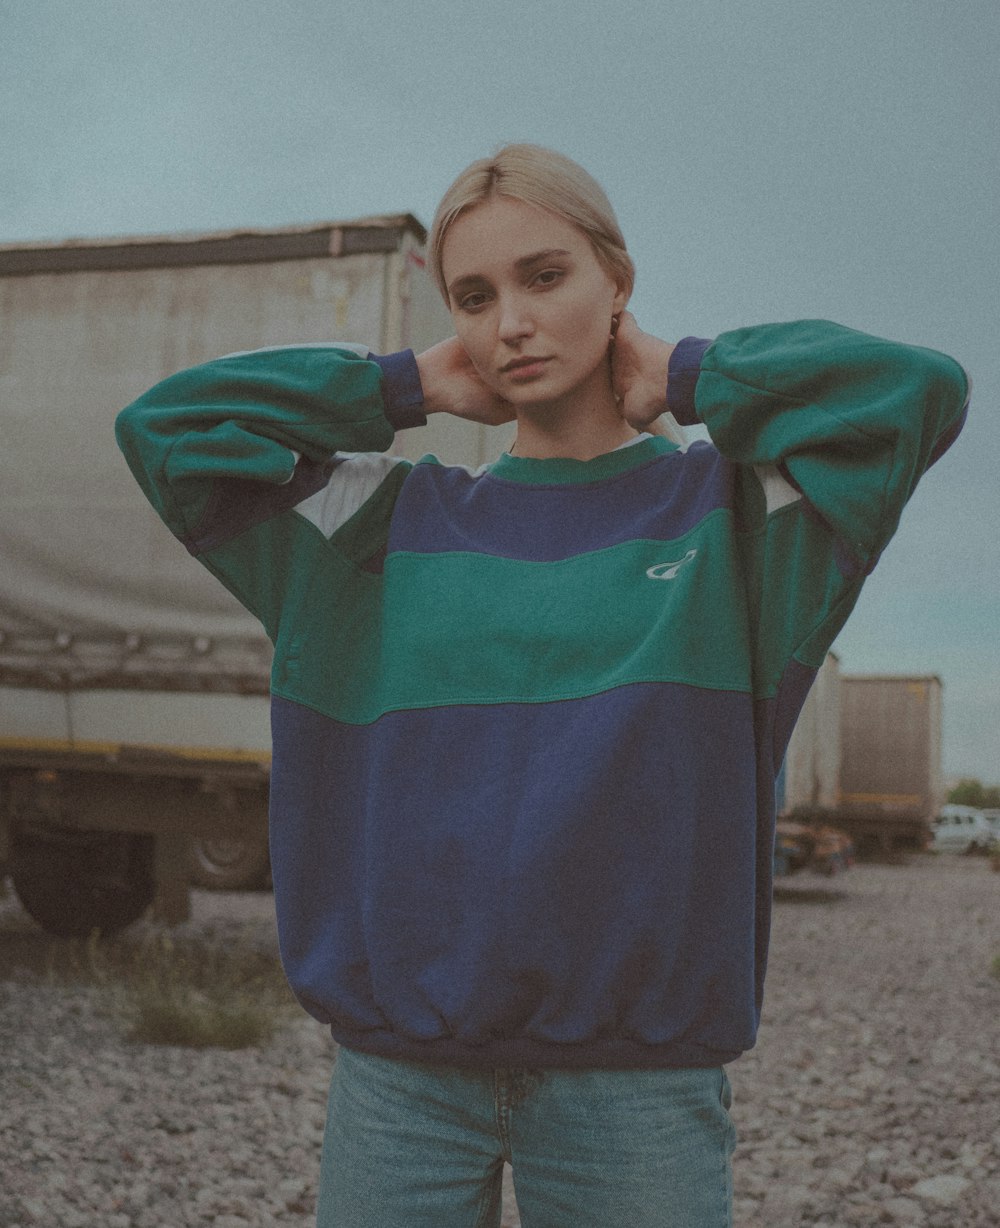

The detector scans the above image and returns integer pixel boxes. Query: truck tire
[189,835,271,890]
[10,827,155,937]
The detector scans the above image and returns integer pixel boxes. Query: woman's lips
[502,357,551,381]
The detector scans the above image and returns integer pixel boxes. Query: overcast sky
[2,0,997,779]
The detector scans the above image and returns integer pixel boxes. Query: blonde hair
[428,144,635,304]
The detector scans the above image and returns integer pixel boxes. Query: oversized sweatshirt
[116,320,968,1069]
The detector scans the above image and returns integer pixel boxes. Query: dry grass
[46,927,297,1049]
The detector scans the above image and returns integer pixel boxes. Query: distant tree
[948,779,1000,808]
[948,779,980,805]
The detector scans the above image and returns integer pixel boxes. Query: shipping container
[0,218,509,935]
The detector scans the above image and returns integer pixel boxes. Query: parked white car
[982,809,1000,840]
[931,805,998,854]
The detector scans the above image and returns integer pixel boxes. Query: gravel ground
[1,854,998,1227]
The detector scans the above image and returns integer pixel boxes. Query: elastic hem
[668,335,713,425]
[328,1026,742,1070]
[368,349,427,429]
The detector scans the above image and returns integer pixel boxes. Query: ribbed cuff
[368,349,427,430]
[667,336,713,426]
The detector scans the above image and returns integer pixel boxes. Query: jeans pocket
[720,1067,733,1111]
[719,1067,738,1156]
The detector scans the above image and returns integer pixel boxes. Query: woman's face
[440,196,627,410]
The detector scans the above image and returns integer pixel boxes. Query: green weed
[47,927,296,1049]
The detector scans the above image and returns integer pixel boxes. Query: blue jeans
[317,1048,736,1227]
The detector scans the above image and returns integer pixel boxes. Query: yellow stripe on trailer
[0,735,271,766]
[840,791,923,806]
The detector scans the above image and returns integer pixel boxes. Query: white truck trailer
[0,216,507,935]
[837,673,944,850]
[777,652,842,819]
[777,653,944,852]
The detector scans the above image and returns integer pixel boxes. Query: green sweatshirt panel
[386,525,749,706]
[217,524,385,702]
[195,514,349,647]
[219,500,853,725]
[197,481,397,693]
[751,503,862,686]
[115,347,395,538]
[270,553,385,707]
[695,320,968,566]
[274,514,753,725]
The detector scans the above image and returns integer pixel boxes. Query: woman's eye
[459,292,489,311]
[534,269,564,288]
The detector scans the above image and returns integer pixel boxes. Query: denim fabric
[317,1047,736,1227]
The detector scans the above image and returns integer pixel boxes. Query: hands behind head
[611,311,675,429]
[414,337,516,426]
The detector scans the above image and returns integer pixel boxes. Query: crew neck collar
[488,434,674,486]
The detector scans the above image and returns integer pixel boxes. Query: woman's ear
[610,276,630,340]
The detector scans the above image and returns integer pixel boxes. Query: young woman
[117,144,969,1227]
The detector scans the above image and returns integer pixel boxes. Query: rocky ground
[1,854,998,1227]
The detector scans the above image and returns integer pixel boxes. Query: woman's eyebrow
[447,271,490,296]
[447,249,573,298]
[514,247,572,271]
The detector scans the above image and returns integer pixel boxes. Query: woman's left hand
[611,311,675,429]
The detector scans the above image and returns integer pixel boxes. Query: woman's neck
[509,363,639,461]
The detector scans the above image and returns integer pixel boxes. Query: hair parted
[428,143,635,304]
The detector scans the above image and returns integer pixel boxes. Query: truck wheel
[189,835,270,890]
[11,827,154,938]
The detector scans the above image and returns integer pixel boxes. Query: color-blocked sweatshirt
[116,320,968,1069]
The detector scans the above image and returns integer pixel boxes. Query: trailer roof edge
[0,214,428,276]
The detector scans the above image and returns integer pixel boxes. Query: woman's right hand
[415,338,516,426]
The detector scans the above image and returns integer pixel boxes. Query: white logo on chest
[645,549,698,580]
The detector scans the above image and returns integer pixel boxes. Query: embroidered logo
[645,549,698,580]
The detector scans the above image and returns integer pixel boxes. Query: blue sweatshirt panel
[388,440,738,562]
[268,680,771,1069]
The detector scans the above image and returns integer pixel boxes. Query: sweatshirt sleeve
[115,344,425,634]
[115,344,423,537]
[667,319,969,572]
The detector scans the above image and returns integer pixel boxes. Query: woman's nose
[496,295,534,343]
